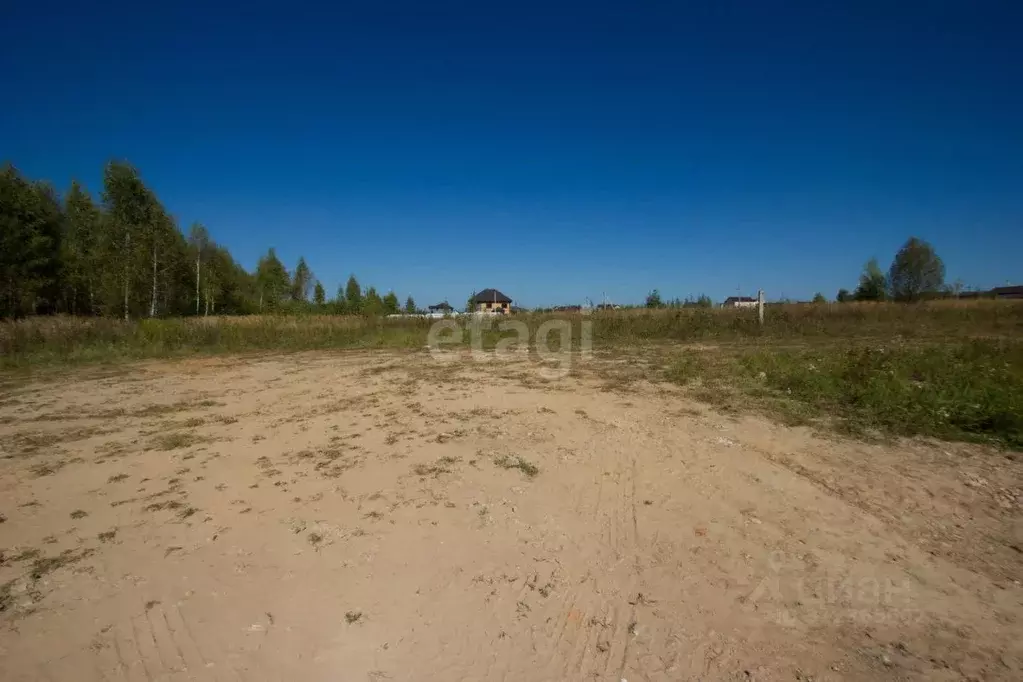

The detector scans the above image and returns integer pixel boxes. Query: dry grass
[493,454,540,478]
[411,456,461,477]
[147,432,209,451]
[2,300,1020,368]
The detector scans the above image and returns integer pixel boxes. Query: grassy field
[3,299,1021,361]
[664,338,1023,449]
[3,300,1022,448]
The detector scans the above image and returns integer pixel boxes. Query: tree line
[644,292,714,309]
[0,159,962,319]
[833,236,948,304]
[0,162,416,319]
[642,237,950,307]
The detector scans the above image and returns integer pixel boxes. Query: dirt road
[1,351,1020,680]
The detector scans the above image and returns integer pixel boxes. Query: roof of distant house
[723,296,757,304]
[991,285,1023,298]
[471,289,512,303]
[428,301,454,310]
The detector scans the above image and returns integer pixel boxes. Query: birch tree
[102,162,153,320]
[187,223,211,315]
[256,248,289,311]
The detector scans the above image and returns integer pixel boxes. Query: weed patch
[493,454,540,478]
[412,456,461,477]
[148,432,207,451]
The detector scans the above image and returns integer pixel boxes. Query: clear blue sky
[2,1,1021,306]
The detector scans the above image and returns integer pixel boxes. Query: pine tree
[313,281,326,306]
[404,295,416,314]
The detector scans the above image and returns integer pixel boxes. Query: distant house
[428,302,455,312]
[471,288,512,314]
[954,286,1023,300]
[991,285,1023,300]
[723,296,758,308]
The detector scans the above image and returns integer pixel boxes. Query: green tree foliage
[143,206,184,318]
[0,162,411,321]
[888,237,945,302]
[404,295,416,314]
[812,292,827,304]
[345,275,362,313]
[333,284,346,312]
[101,161,168,319]
[382,290,399,315]
[363,286,384,315]
[645,289,663,308]
[854,258,887,302]
[256,248,290,311]
[836,288,852,303]
[200,245,252,314]
[313,281,326,306]
[0,165,63,317]
[62,181,103,315]
[678,294,712,308]
[291,257,312,302]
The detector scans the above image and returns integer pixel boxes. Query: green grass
[665,339,1023,449]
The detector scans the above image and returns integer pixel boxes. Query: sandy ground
[0,349,1021,681]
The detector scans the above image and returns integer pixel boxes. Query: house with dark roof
[470,288,512,314]
[991,285,1023,300]
[427,301,455,312]
[722,296,757,308]
[955,285,1023,300]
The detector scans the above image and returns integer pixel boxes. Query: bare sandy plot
[0,350,1021,681]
